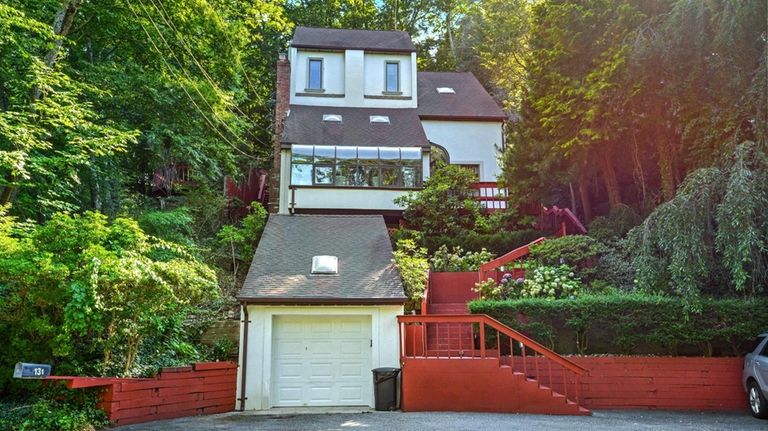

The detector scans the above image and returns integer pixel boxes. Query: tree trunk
[32,0,83,100]
[600,147,622,209]
[657,131,676,201]
[578,176,593,223]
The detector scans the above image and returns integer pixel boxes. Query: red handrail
[397,314,587,375]
[477,237,546,282]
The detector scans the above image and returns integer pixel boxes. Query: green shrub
[529,235,608,282]
[429,245,493,272]
[0,386,109,431]
[392,239,429,311]
[588,204,642,242]
[137,207,195,245]
[469,294,768,356]
[422,229,545,256]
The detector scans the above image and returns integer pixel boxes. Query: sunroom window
[290,145,423,188]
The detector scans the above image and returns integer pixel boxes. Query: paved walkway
[117,409,763,431]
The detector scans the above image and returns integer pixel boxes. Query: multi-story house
[269,27,508,218]
[237,27,509,411]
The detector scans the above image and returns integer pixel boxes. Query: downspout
[238,301,249,411]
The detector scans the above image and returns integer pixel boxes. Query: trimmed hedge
[469,294,768,356]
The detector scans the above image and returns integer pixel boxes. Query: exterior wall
[421,120,503,182]
[289,47,417,109]
[291,49,346,97]
[364,53,413,98]
[238,304,403,411]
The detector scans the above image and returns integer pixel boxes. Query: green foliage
[429,245,493,272]
[0,386,108,431]
[627,142,768,303]
[213,205,267,293]
[392,239,429,311]
[137,207,195,245]
[421,229,544,256]
[395,164,483,237]
[588,204,642,242]
[518,265,581,299]
[0,211,218,392]
[529,235,607,283]
[470,294,768,356]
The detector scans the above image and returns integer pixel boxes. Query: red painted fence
[49,362,237,427]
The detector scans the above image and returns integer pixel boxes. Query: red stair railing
[398,314,587,407]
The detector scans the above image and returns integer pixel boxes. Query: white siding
[289,47,417,109]
[238,305,403,411]
[363,53,413,97]
[291,50,345,98]
[420,120,504,182]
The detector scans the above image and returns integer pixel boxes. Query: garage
[272,315,372,406]
[237,215,406,411]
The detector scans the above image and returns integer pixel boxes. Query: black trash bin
[371,367,400,411]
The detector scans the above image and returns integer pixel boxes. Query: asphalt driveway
[116,410,764,431]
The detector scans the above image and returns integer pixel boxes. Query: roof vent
[436,87,455,94]
[322,114,343,123]
[311,255,338,275]
[369,115,390,124]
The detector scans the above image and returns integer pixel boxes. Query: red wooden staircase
[398,314,590,415]
[409,237,589,415]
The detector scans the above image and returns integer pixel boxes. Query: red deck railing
[398,314,587,407]
[471,182,507,213]
[477,237,546,282]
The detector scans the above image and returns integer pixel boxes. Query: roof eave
[237,296,407,305]
[291,43,416,53]
[418,114,507,122]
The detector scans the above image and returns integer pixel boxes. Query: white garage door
[272,315,372,407]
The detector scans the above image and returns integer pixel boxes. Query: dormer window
[436,87,455,94]
[307,58,323,91]
[385,61,400,93]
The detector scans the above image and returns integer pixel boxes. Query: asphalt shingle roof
[281,105,430,148]
[417,72,507,121]
[291,27,416,53]
[238,215,406,304]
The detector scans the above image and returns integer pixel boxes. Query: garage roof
[238,215,406,304]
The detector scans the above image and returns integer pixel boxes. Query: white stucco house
[237,26,507,411]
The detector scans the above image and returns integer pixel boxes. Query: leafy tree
[0,210,218,390]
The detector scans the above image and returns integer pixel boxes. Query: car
[744,332,768,419]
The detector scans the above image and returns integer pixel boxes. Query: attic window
[311,255,338,275]
[322,114,342,123]
[369,115,390,124]
[436,87,455,94]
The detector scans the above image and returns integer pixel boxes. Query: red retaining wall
[572,356,746,411]
[98,362,237,426]
[400,356,746,412]
[429,272,479,304]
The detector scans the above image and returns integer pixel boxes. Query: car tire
[749,381,768,419]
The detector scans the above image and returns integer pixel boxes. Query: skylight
[369,115,390,124]
[311,255,338,275]
[436,87,456,94]
[322,114,343,123]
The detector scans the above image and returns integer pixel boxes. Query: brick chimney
[268,52,290,213]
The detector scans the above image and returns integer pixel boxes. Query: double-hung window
[307,58,323,91]
[385,61,399,93]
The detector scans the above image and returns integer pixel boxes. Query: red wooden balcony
[471,182,507,213]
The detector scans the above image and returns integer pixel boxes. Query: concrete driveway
[116,409,764,431]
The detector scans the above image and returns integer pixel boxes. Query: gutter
[238,302,249,411]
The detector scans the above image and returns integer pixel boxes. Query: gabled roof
[281,105,430,148]
[238,215,406,304]
[417,72,507,121]
[291,27,416,53]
